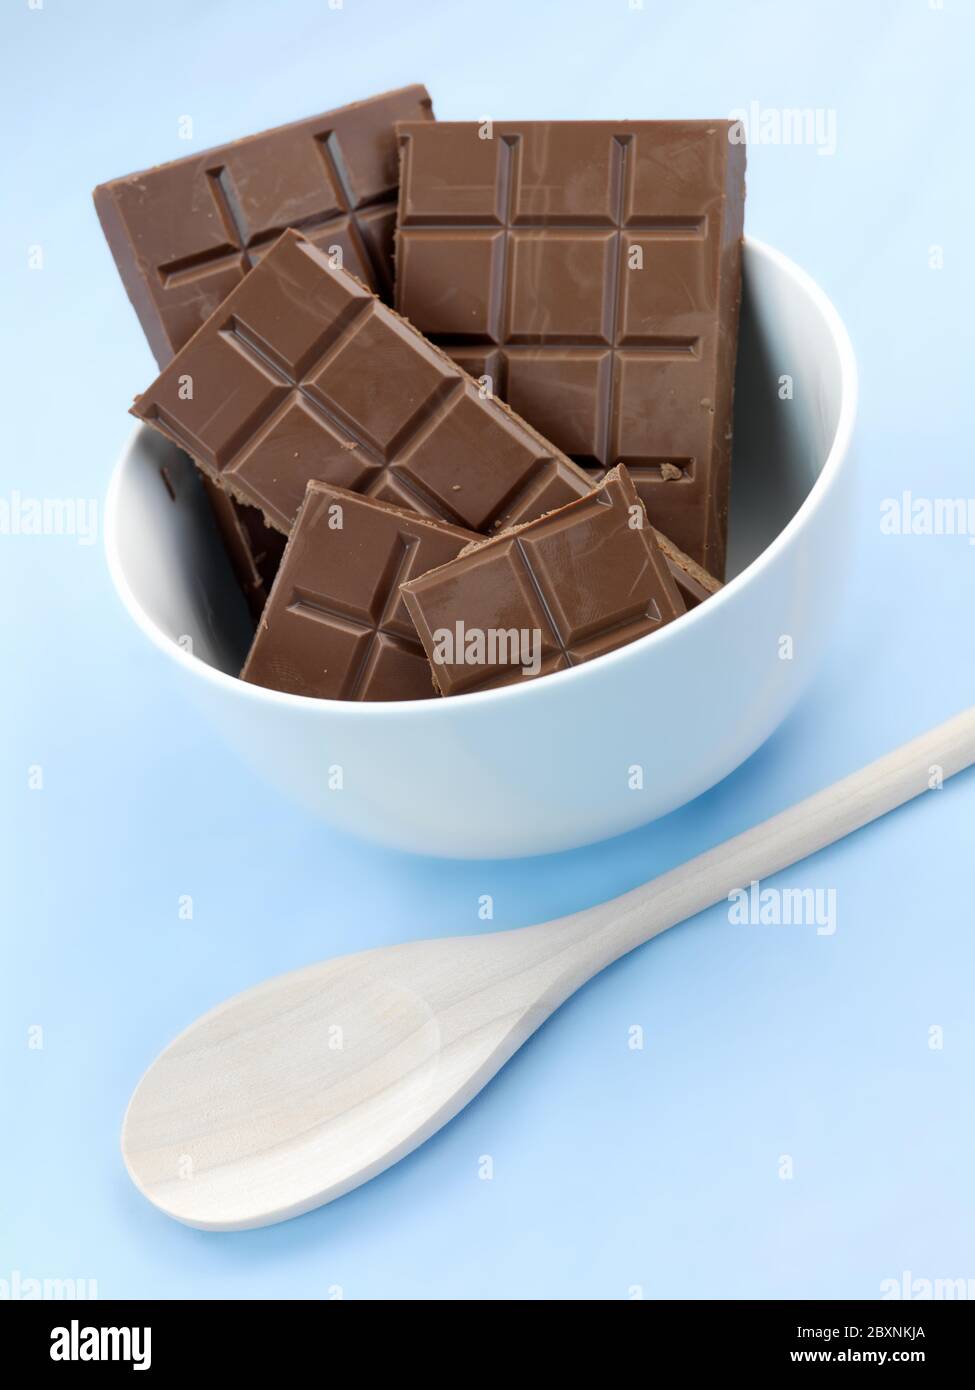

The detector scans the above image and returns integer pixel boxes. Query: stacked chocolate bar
[96,86,745,701]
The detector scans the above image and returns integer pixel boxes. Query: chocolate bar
[395,120,746,574]
[131,230,595,536]
[401,466,684,696]
[241,482,477,700]
[95,85,433,365]
[202,479,286,619]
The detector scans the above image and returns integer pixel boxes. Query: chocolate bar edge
[96,85,431,195]
[94,184,174,367]
[707,138,747,579]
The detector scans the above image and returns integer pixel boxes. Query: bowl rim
[104,235,858,720]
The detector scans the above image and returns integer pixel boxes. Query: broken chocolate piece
[401,465,685,696]
[241,481,478,701]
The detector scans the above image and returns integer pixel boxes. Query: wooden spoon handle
[551,707,975,986]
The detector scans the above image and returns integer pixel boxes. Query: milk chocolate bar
[95,85,433,365]
[131,230,595,535]
[395,120,746,574]
[241,482,477,700]
[401,466,685,695]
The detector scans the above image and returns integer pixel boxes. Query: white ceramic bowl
[105,238,857,858]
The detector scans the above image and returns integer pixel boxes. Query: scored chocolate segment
[94,85,433,365]
[395,120,746,575]
[401,465,685,696]
[132,230,595,536]
[241,482,478,701]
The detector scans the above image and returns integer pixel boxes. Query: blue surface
[2,0,973,1300]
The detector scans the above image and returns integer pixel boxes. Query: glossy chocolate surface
[241,482,477,700]
[395,120,746,573]
[95,85,433,364]
[401,466,685,695]
[132,230,595,536]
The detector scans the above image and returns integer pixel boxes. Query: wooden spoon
[123,707,975,1230]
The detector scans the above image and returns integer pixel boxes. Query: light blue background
[2,0,973,1300]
